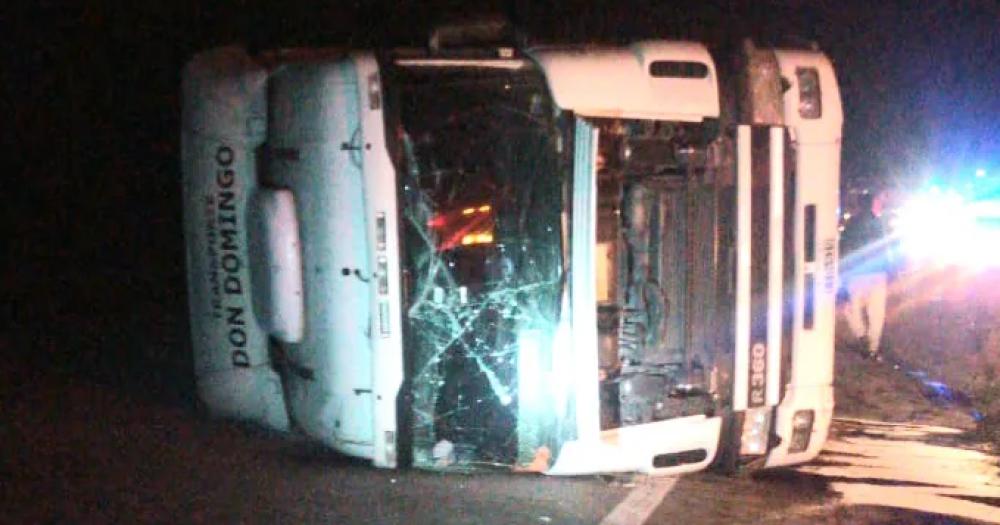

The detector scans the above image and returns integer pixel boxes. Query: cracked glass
[390,60,567,469]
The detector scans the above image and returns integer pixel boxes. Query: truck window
[389,61,567,468]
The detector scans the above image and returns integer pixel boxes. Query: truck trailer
[181,35,842,476]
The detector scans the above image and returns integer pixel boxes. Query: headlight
[796,67,822,119]
[740,407,772,456]
[788,409,815,453]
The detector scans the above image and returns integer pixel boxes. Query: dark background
[5,0,999,404]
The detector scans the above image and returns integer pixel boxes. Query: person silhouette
[840,191,892,359]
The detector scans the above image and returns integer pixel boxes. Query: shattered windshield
[389,60,567,469]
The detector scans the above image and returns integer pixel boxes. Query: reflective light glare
[517,330,543,408]
[461,204,491,216]
[894,188,1000,267]
[460,232,494,245]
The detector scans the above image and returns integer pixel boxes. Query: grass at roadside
[833,332,978,432]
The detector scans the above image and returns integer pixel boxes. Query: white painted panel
[765,50,842,469]
[181,46,289,431]
[734,125,752,411]
[269,59,374,457]
[766,126,785,406]
[353,53,405,469]
[531,41,719,121]
[250,188,304,343]
[571,118,601,441]
[548,415,721,476]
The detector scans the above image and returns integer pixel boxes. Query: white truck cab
[181,36,841,476]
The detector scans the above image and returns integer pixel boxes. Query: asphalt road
[4,356,999,525]
[799,418,1000,523]
[1,362,625,524]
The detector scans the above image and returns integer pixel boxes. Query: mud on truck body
[181,36,842,476]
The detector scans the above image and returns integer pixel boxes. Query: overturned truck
[181,36,842,475]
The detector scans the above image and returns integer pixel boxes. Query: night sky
[6,1,998,391]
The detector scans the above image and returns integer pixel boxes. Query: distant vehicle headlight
[894,188,1000,267]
